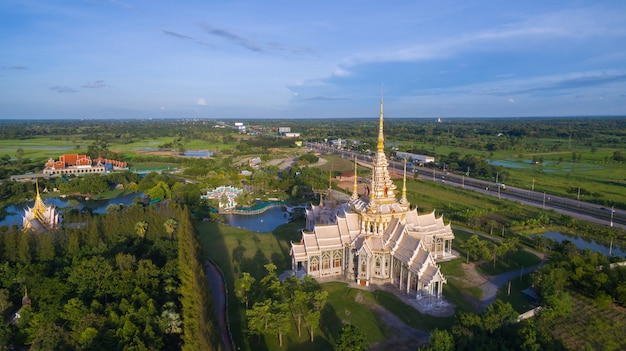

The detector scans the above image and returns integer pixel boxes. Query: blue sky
[1,0,625,119]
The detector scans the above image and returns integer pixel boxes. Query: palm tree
[164,218,177,240]
[135,221,148,241]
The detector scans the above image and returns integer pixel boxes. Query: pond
[543,231,626,258]
[183,150,214,157]
[487,159,607,173]
[0,192,143,228]
[220,206,293,233]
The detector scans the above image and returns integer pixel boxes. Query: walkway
[205,260,234,351]
[451,225,545,311]
[476,263,543,311]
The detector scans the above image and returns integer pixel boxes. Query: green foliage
[177,210,221,350]
[0,204,218,350]
[334,324,368,351]
[422,328,454,351]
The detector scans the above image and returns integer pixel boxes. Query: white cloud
[332,66,352,77]
[508,98,515,103]
[197,98,207,106]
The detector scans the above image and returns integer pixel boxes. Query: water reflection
[543,231,625,258]
[1,192,143,228]
[220,206,292,233]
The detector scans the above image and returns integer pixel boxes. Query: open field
[396,141,626,208]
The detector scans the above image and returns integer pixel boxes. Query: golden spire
[376,95,385,152]
[350,156,359,202]
[33,180,46,214]
[400,159,409,207]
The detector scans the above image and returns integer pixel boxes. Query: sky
[1,0,625,119]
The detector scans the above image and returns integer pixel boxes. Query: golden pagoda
[22,181,60,232]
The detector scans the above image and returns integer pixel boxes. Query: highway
[304,141,626,230]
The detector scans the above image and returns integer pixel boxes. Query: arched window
[322,252,330,270]
[333,251,341,268]
[310,256,319,272]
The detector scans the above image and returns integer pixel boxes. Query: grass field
[195,217,547,350]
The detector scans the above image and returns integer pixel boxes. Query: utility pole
[496,172,500,199]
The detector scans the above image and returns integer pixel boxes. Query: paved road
[205,260,234,351]
[305,141,626,230]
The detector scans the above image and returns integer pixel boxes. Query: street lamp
[610,205,615,228]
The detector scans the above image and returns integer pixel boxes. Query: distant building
[249,157,262,168]
[278,127,291,134]
[336,172,356,182]
[201,186,243,209]
[43,154,127,176]
[235,122,246,132]
[22,182,61,232]
[284,132,301,138]
[331,139,346,148]
[395,151,435,165]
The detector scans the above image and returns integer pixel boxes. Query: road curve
[205,260,234,351]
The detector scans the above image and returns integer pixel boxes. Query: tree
[267,301,292,347]
[135,221,148,241]
[423,328,454,351]
[304,289,328,342]
[481,300,517,333]
[235,272,255,309]
[246,299,272,342]
[163,218,178,240]
[465,235,488,263]
[290,289,309,337]
[260,263,281,300]
[0,288,11,315]
[334,324,368,351]
[37,232,55,262]
[16,147,24,162]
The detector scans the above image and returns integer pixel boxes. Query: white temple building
[22,182,61,232]
[201,185,243,210]
[290,99,455,300]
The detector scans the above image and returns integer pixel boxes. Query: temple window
[333,251,341,268]
[310,257,319,272]
[322,252,330,270]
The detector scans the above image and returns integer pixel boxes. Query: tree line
[0,202,221,350]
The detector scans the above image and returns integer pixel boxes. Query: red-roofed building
[43,154,128,176]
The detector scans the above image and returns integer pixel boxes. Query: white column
[406,271,411,294]
[365,255,371,286]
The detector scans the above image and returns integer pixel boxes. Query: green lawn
[495,273,534,313]
[196,220,463,350]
